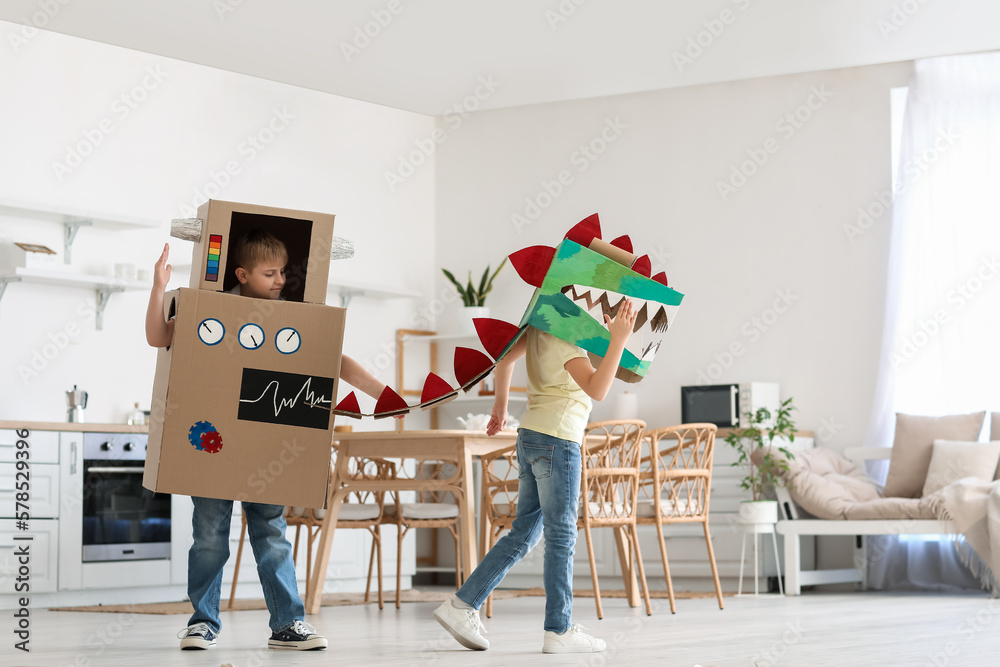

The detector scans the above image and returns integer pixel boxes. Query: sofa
[757,410,1000,595]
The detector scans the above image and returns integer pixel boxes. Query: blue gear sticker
[188,420,217,451]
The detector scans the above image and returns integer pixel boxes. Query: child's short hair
[233,229,288,271]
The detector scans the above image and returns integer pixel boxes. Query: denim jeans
[456,428,582,633]
[187,497,303,633]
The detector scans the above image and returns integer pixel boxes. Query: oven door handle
[85,467,145,474]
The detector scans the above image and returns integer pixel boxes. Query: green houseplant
[442,258,507,307]
[723,397,797,524]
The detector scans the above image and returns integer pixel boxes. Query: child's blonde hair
[233,229,288,271]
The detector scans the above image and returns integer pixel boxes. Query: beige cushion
[636,497,694,518]
[883,412,986,498]
[386,503,458,520]
[842,496,938,520]
[337,504,381,521]
[921,439,1000,496]
[992,413,1000,477]
[781,448,881,520]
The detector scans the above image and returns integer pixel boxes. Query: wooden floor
[10,589,1000,666]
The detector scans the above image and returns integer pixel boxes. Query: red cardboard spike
[474,318,521,360]
[373,385,409,417]
[420,373,455,404]
[632,254,651,277]
[652,271,669,286]
[333,391,362,418]
[610,235,633,253]
[564,213,602,246]
[454,347,495,389]
[509,245,556,288]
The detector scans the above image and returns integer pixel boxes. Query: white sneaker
[432,598,489,650]
[542,624,606,654]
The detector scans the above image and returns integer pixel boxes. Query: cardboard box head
[189,199,335,304]
[144,288,345,507]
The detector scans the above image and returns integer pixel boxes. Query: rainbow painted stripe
[205,234,222,282]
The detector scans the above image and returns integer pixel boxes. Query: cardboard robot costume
[143,200,345,509]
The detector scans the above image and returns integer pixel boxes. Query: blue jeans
[187,497,303,633]
[456,428,582,633]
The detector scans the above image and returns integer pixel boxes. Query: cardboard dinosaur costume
[334,212,684,417]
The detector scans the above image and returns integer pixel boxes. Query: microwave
[680,382,781,428]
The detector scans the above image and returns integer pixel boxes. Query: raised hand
[605,298,637,344]
[153,243,172,289]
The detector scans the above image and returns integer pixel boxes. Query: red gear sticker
[200,430,224,454]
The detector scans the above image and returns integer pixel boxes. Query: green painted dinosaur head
[509,214,683,382]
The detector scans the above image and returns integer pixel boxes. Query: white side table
[737,521,784,596]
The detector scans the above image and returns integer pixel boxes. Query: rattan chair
[227,455,393,609]
[637,423,723,613]
[379,459,464,609]
[479,443,519,618]
[578,419,652,619]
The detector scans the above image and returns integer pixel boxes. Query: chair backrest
[580,420,646,523]
[481,444,519,522]
[642,423,717,521]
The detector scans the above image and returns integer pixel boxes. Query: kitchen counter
[0,420,148,433]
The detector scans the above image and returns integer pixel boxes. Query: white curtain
[864,51,1000,591]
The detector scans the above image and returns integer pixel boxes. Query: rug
[50,588,731,615]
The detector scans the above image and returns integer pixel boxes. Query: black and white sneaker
[268,620,328,650]
[178,622,218,650]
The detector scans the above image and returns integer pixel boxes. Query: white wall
[435,60,915,451]
[0,25,436,425]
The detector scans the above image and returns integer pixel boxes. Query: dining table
[305,429,517,614]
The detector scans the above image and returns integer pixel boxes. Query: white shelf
[399,333,475,342]
[0,267,151,330]
[450,394,527,404]
[0,267,150,290]
[0,198,159,229]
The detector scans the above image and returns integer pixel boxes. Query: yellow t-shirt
[519,328,593,443]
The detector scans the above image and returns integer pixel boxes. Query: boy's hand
[486,401,508,436]
[153,243,172,289]
[605,298,637,344]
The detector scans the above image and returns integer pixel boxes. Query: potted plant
[723,397,797,525]
[442,259,506,334]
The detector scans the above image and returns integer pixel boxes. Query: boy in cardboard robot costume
[143,199,387,651]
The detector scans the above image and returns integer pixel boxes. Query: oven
[82,432,171,561]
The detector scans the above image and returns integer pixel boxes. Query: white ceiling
[3,0,1000,115]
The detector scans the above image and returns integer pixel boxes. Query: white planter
[453,306,489,337]
[738,500,778,525]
